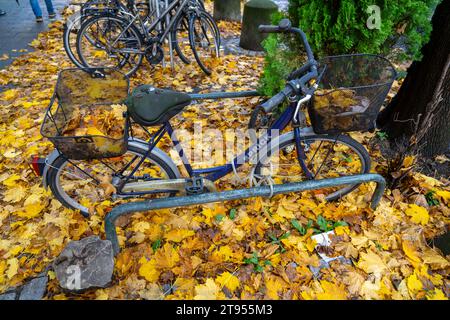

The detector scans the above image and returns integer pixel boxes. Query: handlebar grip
[260,86,293,112]
[258,25,281,33]
[259,19,292,34]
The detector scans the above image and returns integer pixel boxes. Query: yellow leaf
[334,225,350,235]
[316,280,347,300]
[95,289,109,300]
[194,279,219,300]
[164,229,195,242]
[132,221,150,233]
[402,155,415,168]
[216,272,240,292]
[406,273,423,294]
[139,258,159,282]
[405,204,429,225]
[357,250,387,275]
[86,126,106,136]
[3,148,21,158]
[265,276,283,300]
[154,243,180,269]
[426,288,447,300]
[2,89,19,100]
[2,174,20,187]
[3,186,27,203]
[213,246,233,262]
[276,204,295,219]
[305,237,317,252]
[402,240,421,263]
[16,203,45,219]
[435,190,450,202]
[422,249,449,269]
[6,258,19,279]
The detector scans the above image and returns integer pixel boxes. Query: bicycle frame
[113,99,315,196]
[110,0,192,48]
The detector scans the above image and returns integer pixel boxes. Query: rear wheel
[76,15,144,76]
[254,133,371,200]
[47,145,178,217]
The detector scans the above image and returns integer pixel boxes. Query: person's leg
[44,0,56,17]
[29,0,43,21]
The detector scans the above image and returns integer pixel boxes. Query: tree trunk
[377,1,450,157]
[214,0,242,22]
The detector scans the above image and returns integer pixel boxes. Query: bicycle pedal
[185,177,205,195]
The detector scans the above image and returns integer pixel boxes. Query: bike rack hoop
[104,173,386,255]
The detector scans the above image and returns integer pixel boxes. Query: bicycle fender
[42,149,62,189]
[276,127,316,146]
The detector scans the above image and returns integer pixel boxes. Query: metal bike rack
[105,174,386,255]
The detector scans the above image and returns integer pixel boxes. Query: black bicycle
[74,0,219,76]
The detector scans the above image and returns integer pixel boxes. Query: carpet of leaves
[0,16,449,300]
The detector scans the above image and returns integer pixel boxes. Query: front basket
[308,54,397,134]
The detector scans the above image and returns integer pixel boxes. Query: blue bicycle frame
[116,99,314,196]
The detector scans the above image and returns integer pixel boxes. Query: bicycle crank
[145,43,164,65]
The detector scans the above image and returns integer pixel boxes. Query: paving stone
[0,0,70,69]
[18,274,48,300]
[0,291,17,300]
[53,236,115,291]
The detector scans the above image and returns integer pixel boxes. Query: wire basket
[41,68,130,160]
[308,54,397,134]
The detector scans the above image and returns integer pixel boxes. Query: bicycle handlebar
[258,19,318,112]
[259,19,315,62]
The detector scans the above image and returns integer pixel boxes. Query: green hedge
[259,0,440,96]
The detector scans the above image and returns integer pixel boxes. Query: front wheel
[47,145,178,217]
[188,11,221,75]
[254,133,371,201]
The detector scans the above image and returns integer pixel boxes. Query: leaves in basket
[61,104,126,139]
[314,89,371,131]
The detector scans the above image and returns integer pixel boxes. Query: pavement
[0,0,70,69]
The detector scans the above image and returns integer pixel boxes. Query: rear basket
[41,68,130,160]
[308,54,397,134]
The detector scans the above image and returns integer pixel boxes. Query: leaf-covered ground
[0,11,449,300]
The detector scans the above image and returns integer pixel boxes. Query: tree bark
[214,0,242,22]
[377,1,450,157]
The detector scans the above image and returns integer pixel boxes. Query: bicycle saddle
[125,85,191,126]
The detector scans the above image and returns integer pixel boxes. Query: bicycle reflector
[31,155,46,176]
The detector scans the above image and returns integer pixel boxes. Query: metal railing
[105,173,386,255]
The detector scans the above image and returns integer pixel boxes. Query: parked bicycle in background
[63,0,220,76]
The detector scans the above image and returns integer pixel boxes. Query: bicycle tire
[76,14,144,77]
[254,133,371,201]
[47,145,178,217]
[171,12,192,64]
[188,11,221,75]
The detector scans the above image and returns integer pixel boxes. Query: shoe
[0,10,6,16]
[49,13,56,20]
[36,16,43,22]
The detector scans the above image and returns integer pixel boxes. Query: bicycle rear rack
[105,173,386,255]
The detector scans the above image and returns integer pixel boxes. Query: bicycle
[37,19,396,217]
[64,0,152,70]
[73,0,219,76]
